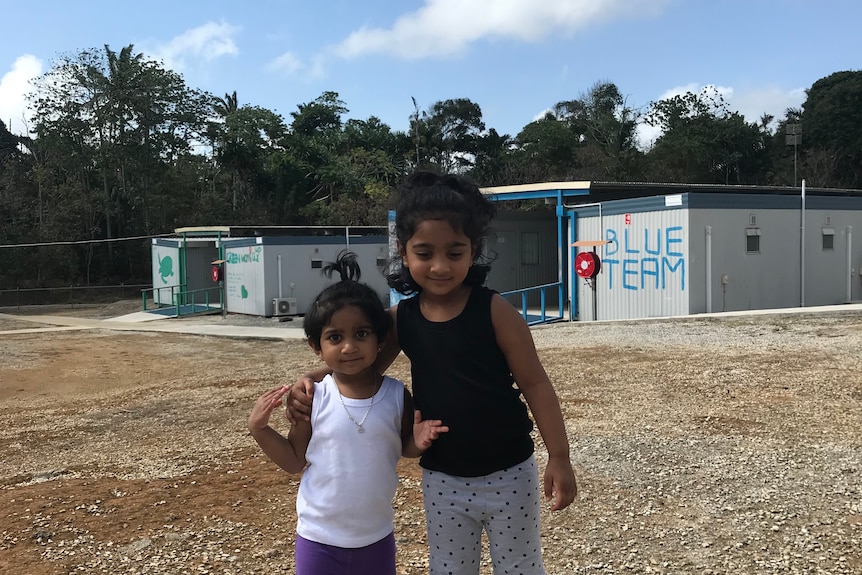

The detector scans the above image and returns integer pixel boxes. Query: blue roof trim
[487,189,590,202]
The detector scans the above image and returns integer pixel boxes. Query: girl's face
[400,219,475,297]
[313,305,380,376]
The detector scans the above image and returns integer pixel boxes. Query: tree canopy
[1,43,860,290]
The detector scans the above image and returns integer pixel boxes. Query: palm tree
[211,91,243,209]
[213,91,239,118]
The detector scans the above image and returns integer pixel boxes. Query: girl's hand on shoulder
[248,385,290,434]
[412,410,449,451]
[285,377,316,424]
[544,456,577,511]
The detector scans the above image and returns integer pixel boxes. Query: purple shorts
[295,532,396,575]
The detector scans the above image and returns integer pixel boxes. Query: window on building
[520,232,539,265]
[822,228,835,251]
[746,228,761,254]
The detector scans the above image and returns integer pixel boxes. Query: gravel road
[0,304,860,574]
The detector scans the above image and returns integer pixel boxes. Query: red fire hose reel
[575,251,601,279]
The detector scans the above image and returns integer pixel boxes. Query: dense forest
[1,44,861,290]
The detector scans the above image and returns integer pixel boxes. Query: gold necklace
[337,390,375,433]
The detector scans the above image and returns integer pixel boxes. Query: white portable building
[150,226,388,317]
[481,182,862,322]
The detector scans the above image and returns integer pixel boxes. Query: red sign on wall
[625,213,631,225]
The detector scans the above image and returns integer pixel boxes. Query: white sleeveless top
[296,374,405,548]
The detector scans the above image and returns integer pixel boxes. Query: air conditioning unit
[273,297,297,317]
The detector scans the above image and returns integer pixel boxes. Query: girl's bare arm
[490,294,577,511]
[249,386,312,473]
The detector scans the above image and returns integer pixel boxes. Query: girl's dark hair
[304,250,392,349]
[387,171,496,295]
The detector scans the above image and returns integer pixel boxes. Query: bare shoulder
[490,293,532,340]
[489,292,544,380]
[490,292,527,325]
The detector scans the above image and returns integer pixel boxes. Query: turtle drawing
[158,255,174,284]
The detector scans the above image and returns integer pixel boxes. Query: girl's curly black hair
[303,250,392,349]
[386,171,496,295]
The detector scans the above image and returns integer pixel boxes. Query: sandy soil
[0,302,860,574]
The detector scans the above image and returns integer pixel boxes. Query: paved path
[0,312,307,340]
[2,302,861,340]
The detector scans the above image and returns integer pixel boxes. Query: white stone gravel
[0,305,860,574]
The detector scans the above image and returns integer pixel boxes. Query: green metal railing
[141,284,223,317]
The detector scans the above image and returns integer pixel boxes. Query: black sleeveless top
[397,286,534,477]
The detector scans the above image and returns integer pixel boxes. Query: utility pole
[786,123,802,186]
[411,97,421,167]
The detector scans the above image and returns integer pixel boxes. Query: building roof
[172,225,386,238]
[480,181,862,203]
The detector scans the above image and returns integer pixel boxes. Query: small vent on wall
[749,214,757,225]
[825,216,832,225]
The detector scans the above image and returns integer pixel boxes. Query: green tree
[211,98,288,214]
[643,87,770,184]
[412,98,485,173]
[289,91,350,204]
[552,81,641,179]
[469,128,517,186]
[26,44,212,281]
[801,71,862,187]
[513,114,581,181]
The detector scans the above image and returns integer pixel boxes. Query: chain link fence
[0,284,150,310]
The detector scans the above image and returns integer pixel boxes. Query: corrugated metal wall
[571,192,862,321]
[485,211,560,308]
[571,198,690,321]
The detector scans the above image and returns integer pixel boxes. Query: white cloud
[331,0,667,60]
[266,51,327,83]
[147,21,240,72]
[267,51,302,75]
[729,86,806,128]
[0,55,42,136]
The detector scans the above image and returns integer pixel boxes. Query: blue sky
[2,0,860,149]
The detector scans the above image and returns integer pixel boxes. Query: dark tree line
[1,44,861,289]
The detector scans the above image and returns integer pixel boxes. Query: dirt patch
[1,304,860,574]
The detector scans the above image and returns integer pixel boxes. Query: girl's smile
[313,305,380,393]
[400,219,475,297]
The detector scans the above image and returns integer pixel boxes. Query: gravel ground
[0,303,860,574]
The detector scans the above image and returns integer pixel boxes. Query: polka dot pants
[422,454,546,575]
